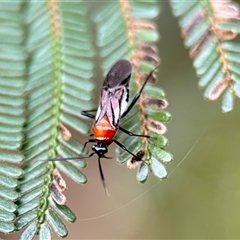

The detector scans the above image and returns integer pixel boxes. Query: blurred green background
[3,1,240,239]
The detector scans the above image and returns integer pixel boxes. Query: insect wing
[95,86,127,127]
[95,60,132,127]
[103,59,132,88]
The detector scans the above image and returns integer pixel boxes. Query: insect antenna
[49,152,95,161]
[98,157,109,196]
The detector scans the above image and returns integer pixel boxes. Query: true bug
[54,60,156,194]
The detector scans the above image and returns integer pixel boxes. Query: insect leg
[98,157,109,196]
[121,67,157,118]
[119,126,150,138]
[48,152,95,161]
[83,139,96,152]
[112,139,140,160]
[81,109,97,119]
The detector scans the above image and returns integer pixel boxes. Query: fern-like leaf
[0,1,24,233]
[94,0,172,183]
[16,1,94,238]
[170,0,240,113]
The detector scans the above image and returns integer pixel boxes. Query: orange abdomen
[93,116,117,141]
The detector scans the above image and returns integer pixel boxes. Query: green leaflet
[46,209,68,238]
[0,221,15,234]
[137,162,149,183]
[0,185,19,201]
[39,223,52,240]
[0,163,22,178]
[55,161,87,184]
[15,210,38,231]
[0,197,17,212]
[222,90,234,113]
[150,157,167,179]
[184,20,210,48]
[17,198,40,216]
[193,39,217,69]
[19,221,38,240]
[131,1,160,19]
[19,187,43,205]
[171,1,197,17]
[49,198,76,223]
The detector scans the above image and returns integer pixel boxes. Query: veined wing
[95,59,132,127]
[95,85,128,127]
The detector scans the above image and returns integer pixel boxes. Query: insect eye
[103,147,108,154]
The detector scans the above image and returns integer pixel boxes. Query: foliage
[93,1,172,183]
[170,0,240,113]
[0,0,239,239]
[0,0,25,234]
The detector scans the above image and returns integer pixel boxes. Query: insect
[81,59,157,194]
[53,60,156,195]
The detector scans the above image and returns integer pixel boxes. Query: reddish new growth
[47,0,61,37]
[50,168,67,205]
[59,122,72,141]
